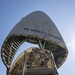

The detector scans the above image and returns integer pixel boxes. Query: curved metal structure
[9,47,57,75]
[1,11,68,75]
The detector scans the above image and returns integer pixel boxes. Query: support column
[7,68,9,75]
[51,53,58,75]
[38,40,46,53]
[22,51,26,75]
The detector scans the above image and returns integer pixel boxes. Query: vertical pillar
[51,53,58,75]
[7,67,10,75]
[22,51,26,75]
[39,40,46,53]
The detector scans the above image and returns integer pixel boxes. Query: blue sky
[0,0,75,75]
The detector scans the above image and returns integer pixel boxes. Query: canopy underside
[1,35,68,69]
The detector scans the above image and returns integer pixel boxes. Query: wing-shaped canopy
[1,11,68,69]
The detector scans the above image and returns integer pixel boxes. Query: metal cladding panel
[9,11,66,48]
